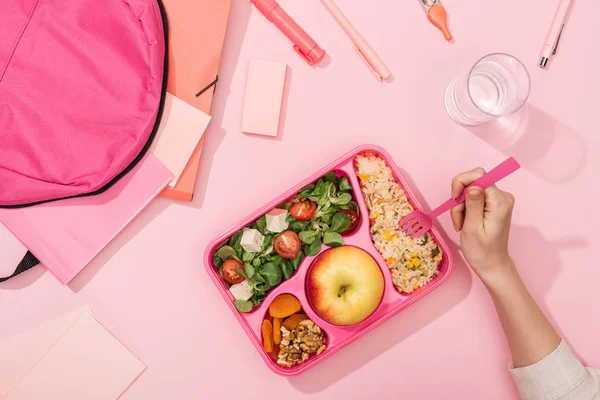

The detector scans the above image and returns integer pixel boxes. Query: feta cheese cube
[266,208,289,233]
[240,229,264,252]
[229,280,253,301]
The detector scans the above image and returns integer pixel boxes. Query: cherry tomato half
[274,231,301,259]
[222,260,244,284]
[337,209,359,235]
[290,200,317,221]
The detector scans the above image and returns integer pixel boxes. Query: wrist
[477,257,521,292]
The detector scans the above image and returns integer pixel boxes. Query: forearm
[480,260,561,368]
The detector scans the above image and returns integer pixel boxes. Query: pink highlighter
[251,0,326,65]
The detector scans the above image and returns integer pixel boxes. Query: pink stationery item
[160,0,232,202]
[1,310,145,400]
[539,0,575,68]
[399,157,521,238]
[251,0,326,65]
[151,94,212,187]
[320,0,392,80]
[0,306,92,397]
[242,59,288,137]
[0,154,172,284]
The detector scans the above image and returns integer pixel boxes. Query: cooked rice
[355,154,443,293]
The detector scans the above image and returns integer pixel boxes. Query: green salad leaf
[252,270,265,283]
[339,176,352,192]
[235,266,248,280]
[323,231,344,247]
[234,300,253,313]
[331,192,352,205]
[252,292,267,306]
[305,237,322,256]
[299,230,319,244]
[230,231,244,257]
[215,246,240,262]
[289,219,309,231]
[242,251,256,263]
[269,254,283,267]
[259,263,282,286]
[244,262,255,279]
[261,235,274,252]
[213,253,223,267]
[323,171,339,185]
[330,212,351,233]
[290,252,303,270]
[281,260,294,280]
[255,216,267,235]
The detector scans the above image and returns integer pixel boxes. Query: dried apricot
[273,318,282,345]
[270,343,280,360]
[282,313,309,330]
[262,319,273,353]
[269,294,302,318]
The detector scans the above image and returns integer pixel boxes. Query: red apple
[307,246,384,326]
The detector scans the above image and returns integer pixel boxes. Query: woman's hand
[450,169,562,369]
[450,168,516,282]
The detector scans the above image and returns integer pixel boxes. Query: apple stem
[337,285,348,298]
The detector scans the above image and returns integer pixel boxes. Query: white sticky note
[151,93,212,187]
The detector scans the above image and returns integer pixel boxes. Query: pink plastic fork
[399,157,521,239]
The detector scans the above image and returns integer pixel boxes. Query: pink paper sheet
[0,306,92,398]
[0,154,172,284]
[5,313,145,400]
[150,93,212,188]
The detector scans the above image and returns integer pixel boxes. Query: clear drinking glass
[445,53,531,126]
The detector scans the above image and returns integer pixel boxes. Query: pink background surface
[1,0,598,398]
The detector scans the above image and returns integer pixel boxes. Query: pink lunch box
[204,145,454,376]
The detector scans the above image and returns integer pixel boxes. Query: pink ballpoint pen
[540,0,575,68]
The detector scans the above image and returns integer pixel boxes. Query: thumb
[463,186,485,231]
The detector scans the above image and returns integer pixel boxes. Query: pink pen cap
[251,0,326,65]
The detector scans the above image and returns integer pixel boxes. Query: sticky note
[242,59,287,137]
[151,93,212,187]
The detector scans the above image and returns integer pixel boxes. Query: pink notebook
[0,154,172,284]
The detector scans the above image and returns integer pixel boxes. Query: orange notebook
[160,0,232,201]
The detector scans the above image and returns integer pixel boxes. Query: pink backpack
[1,0,168,279]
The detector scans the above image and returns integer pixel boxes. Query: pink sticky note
[6,313,145,400]
[0,153,172,284]
[0,306,92,398]
[151,93,212,187]
[242,59,287,137]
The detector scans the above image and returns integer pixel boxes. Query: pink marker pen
[539,0,575,68]
[251,0,326,65]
